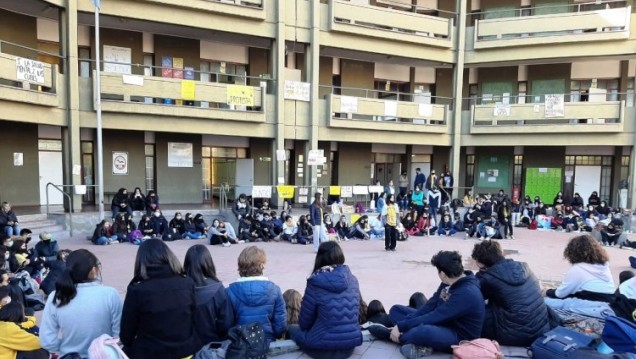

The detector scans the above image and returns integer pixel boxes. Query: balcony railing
[471,100,625,134]
[0,42,60,107]
[141,0,265,20]
[474,3,631,49]
[326,88,449,133]
[329,0,454,47]
[96,69,266,123]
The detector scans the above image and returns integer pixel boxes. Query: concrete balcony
[0,52,60,108]
[139,0,265,20]
[329,0,453,48]
[97,73,266,123]
[328,94,449,134]
[471,101,625,134]
[474,6,631,49]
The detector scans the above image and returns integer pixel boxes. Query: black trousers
[16,349,49,359]
[385,224,398,250]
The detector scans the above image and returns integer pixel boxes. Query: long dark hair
[184,244,218,286]
[133,239,183,281]
[312,241,345,273]
[0,301,25,323]
[54,249,99,307]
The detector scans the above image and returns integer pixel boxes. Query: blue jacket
[226,278,287,343]
[396,272,484,342]
[309,203,322,226]
[295,265,363,350]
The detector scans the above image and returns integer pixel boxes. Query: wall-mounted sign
[112,151,128,175]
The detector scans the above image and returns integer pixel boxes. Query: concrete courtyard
[49,226,635,358]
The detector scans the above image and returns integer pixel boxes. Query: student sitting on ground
[111,188,132,219]
[296,216,312,245]
[226,246,287,345]
[0,202,20,237]
[281,216,298,243]
[182,213,202,239]
[232,194,252,222]
[192,214,209,238]
[0,301,48,359]
[551,211,565,231]
[283,289,301,331]
[334,215,350,241]
[138,215,155,240]
[40,249,71,296]
[91,220,118,246]
[272,211,284,236]
[208,219,239,247]
[288,242,362,359]
[129,187,146,213]
[601,215,624,246]
[144,191,160,216]
[237,216,259,243]
[368,251,484,358]
[32,232,58,265]
[402,211,419,236]
[436,214,456,237]
[471,240,550,346]
[366,300,393,327]
[260,212,277,241]
[168,212,185,240]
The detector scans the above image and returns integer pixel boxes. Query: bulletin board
[524,168,562,202]
[476,154,510,189]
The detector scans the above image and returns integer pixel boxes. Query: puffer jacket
[226,277,287,343]
[477,259,550,346]
[193,278,235,347]
[294,265,362,350]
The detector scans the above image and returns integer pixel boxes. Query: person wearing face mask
[411,186,425,217]
[1,246,9,272]
[144,191,160,216]
[553,191,565,210]
[571,192,584,210]
[40,249,122,358]
[183,213,202,240]
[169,212,186,240]
[150,210,170,240]
[232,193,252,222]
[111,188,132,219]
[588,191,601,208]
[597,201,611,220]
[402,212,419,236]
[138,215,155,240]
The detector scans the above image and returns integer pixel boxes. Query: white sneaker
[222,242,231,247]
[238,240,246,244]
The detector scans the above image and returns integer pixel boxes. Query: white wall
[37,18,59,43]
[571,60,621,79]
[200,41,248,64]
[375,63,410,82]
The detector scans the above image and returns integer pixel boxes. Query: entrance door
[375,164,387,184]
[410,162,431,190]
[235,159,254,200]
[574,166,602,204]
[39,151,64,205]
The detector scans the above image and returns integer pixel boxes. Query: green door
[530,79,566,103]
[481,81,516,104]
[533,0,570,16]
[483,5,518,19]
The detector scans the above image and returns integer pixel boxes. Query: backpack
[88,334,129,359]
[129,230,143,243]
[355,202,365,214]
[529,219,538,230]
[603,316,636,353]
[452,338,503,359]
[225,322,268,359]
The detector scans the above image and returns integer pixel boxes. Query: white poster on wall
[544,94,564,118]
[384,101,398,117]
[112,151,128,175]
[283,80,311,101]
[252,186,272,198]
[103,45,132,74]
[167,142,193,168]
[418,104,433,117]
[493,103,511,117]
[15,58,45,84]
[339,96,358,113]
[307,150,325,166]
[340,186,353,198]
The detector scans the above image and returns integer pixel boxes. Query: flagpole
[94,0,104,220]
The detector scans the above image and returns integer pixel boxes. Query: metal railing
[468,0,627,19]
[319,85,454,106]
[0,39,65,61]
[45,183,100,237]
[462,91,632,108]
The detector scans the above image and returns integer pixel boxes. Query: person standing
[384,195,399,252]
[309,193,328,253]
[399,171,409,197]
[413,169,425,191]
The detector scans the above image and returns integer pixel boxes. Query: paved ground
[47,227,635,358]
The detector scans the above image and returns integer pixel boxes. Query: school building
[0,0,635,210]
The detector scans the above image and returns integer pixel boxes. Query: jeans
[368,228,385,238]
[4,224,21,237]
[389,305,459,351]
[288,325,355,359]
[184,232,202,239]
[511,212,520,225]
[111,205,133,219]
[313,225,328,252]
[385,225,397,250]
[437,226,456,236]
[544,298,616,319]
[95,236,116,245]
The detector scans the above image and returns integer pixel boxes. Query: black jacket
[192,278,235,347]
[121,265,197,359]
[477,259,550,346]
[33,240,59,262]
[40,259,65,295]
[0,210,18,227]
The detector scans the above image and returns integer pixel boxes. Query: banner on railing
[227,85,255,106]
[353,186,369,195]
[252,186,272,198]
[493,102,511,117]
[340,96,358,113]
[368,185,383,194]
[418,104,433,117]
[15,57,45,84]
[544,94,564,118]
[329,186,341,196]
[284,80,310,101]
[276,185,295,199]
[181,80,196,100]
[340,186,353,198]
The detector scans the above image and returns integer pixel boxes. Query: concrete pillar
[450,0,468,199]
[273,0,286,189]
[62,0,82,212]
[308,0,321,193]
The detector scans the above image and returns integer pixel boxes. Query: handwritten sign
[15,58,45,84]
[340,96,358,113]
[227,85,255,106]
[340,186,353,198]
[544,94,564,118]
[103,45,131,74]
[252,186,272,198]
[284,80,310,101]
[181,80,196,100]
[276,186,295,199]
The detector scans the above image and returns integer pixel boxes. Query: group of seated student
[110,187,160,218]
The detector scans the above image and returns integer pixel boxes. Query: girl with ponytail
[40,249,122,358]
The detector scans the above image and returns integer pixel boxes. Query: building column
[273,0,286,192]
[307,0,321,193]
[450,0,468,198]
[62,0,82,212]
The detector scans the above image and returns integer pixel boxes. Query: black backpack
[225,322,268,359]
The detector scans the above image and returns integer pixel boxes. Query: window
[79,47,91,78]
[627,78,635,107]
[81,141,94,203]
[465,155,475,188]
[145,144,156,192]
[620,155,630,189]
[513,155,523,188]
[200,60,247,85]
[570,79,620,102]
[565,155,614,202]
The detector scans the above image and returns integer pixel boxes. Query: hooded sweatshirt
[192,278,235,347]
[548,262,615,301]
[294,265,363,350]
[226,276,287,343]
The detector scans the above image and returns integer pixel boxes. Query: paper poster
[368,185,383,194]
[298,196,308,203]
[72,164,82,176]
[384,101,398,117]
[227,85,255,106]
[276,186,295,199]
[353,186,369,195]
[539,168,548,173]
[112,151,128,175]
[493,103,511,117]
[340,186,353,198]
[307,150,325,166]
[122,74,144,86]
[277,177,285,185]
[502,93,510,105]
[103,45,131,74]
[15,58,45,84]
[252,186,272,198]
[13,153,23,166]
[299,187,309,196]
[533,104,541,113]
[544,94,564,118]
[488,177,496,183]
[172,58,184,79]
[181,80,196,100]
[276,149,287,161]
[283,80,310,101]
[480,172,485,178]
[565,176,572,183]
[184,67,195,80]
[340,96,358,113]
[329,186,341,196]
[161,56,173,78]
[167,142,193,167]
[418,104,433,117]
